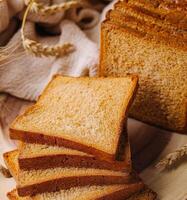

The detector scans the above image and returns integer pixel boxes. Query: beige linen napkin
[0,20,98,100]
[0,0,62,32]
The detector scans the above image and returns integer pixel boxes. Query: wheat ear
[31,0,86,15]
[21,0,75,57]
[156,144,187,170]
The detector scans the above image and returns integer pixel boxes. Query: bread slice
[111,2,186,34]
[18,142,129,171]
[7,187,157,200]
[106,10,186,43]
[113,0,187,30]
[100,19,187,133]
[10,76,138,161]
[4,150,138,197]
[124,0,187,13]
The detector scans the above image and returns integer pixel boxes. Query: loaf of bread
[100,0,187,133]
[10,76,138,161]
[18,142,129,171]
[4,150,134,197]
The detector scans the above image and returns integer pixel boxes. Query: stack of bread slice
[100,0,187,133]
[4,76,156,200]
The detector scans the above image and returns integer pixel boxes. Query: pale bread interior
[11,76,137,156]
[20,142,90,158]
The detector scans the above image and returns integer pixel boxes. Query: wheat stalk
[21,0,78,57]
[23,39,75,57]
[31,0,86,16]
[156,144,187,170]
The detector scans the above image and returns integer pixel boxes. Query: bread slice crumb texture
[10,76,137,157]
[20,143,89,158]
[100,21,187,132]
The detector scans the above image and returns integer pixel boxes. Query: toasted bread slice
[18,142,129,171]
[7,187,157,200]
[10,76,138,161]
[4,150,137,197]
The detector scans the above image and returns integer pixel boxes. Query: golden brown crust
[115,76,138,167]
[10,129,115,162]
[17,176,139,197]
[18,139,130,171]
[115,75,138,160]
[18,153,129,172]
[10,129,130,163]
[4,150,143,198]
[6,159,155,200]
[96,183,145,200]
